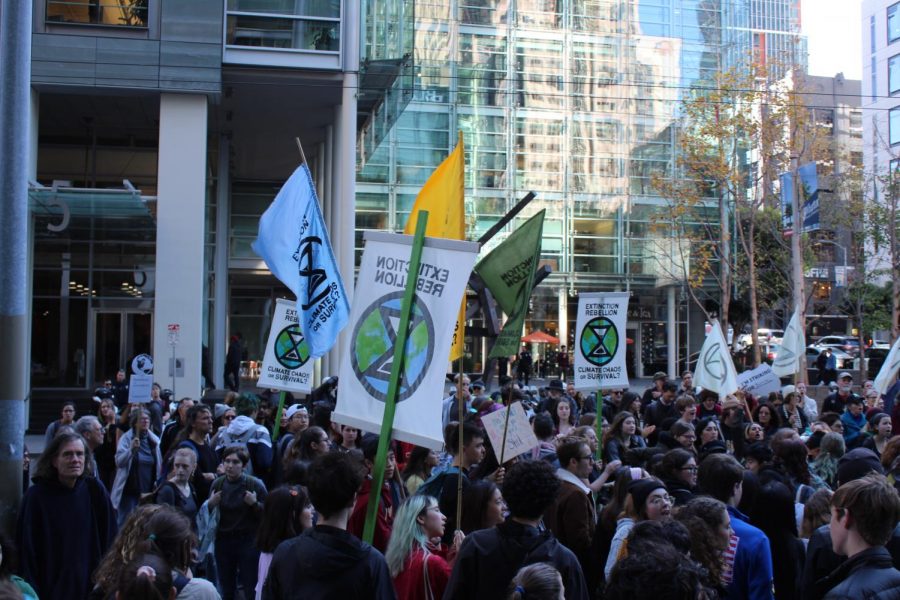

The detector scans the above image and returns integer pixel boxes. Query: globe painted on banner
[351,291,435,403]
[274,325,311,369]
[580,317,619,367]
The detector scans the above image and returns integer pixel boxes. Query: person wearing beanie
[800,447,900,598]
[604,478,672,579]
[697,454,774,600]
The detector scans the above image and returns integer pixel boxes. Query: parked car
[736,328,784,350]
[813,335,861,357]
[854,347,889,379]
[762,343,781,365]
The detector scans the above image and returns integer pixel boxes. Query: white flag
[573,292,630,391]
[694,321,739,397]
[874,337,900,395]
[333,232,479,449]
[771,308,805,377]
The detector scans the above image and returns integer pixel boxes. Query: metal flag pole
[362,211,429,544]
[455,354,465,530]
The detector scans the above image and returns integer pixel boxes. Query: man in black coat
[444,460,589,600]
[814,475,900,599]
[263,452,395,599]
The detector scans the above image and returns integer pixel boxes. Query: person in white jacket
[111,407,162,526]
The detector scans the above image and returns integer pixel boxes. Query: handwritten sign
[480,401,539,462]
[736,364,782,397]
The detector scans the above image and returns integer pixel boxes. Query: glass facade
[46,0,149,27]
[356,0,761,374]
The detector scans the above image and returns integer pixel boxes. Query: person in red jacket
[348,436,407,552]
[385,495,465,599]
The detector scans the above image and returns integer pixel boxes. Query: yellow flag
[404,132,466,360]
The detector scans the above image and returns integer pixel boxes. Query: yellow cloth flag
[404,131,466,360]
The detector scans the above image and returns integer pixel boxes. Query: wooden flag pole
[498,380,515,464]
[362,211,429,544]
[455,354,465,531]
[595,387,603,461]
[271,391,287,443]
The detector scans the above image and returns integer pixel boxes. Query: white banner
[573,292,630,391]
[737,364,782,397]
[874,336,900,395]
[258,298,315,393]
[771,308,805,377]
[334,232,479,449]
[695,321,739,397]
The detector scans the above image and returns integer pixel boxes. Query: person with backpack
[174,404,218,503]
[214,394,273,483]
[208,446,268,600]
[142,507,219,599]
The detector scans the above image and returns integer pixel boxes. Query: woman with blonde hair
[385,495,464,600]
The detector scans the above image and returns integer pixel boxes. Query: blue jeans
[215,534,259,600]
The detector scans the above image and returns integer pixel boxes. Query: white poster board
[258,298,315,393]
[128,374,153,403]
[480,401,539,462]
[736,364,782,397]
[334,232,478,449]
[573,292,630,391]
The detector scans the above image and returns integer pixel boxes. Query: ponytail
[116,554,174,600]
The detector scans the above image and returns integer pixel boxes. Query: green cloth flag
[475,210,545,359]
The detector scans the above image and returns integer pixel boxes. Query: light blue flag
[252,164,349,358]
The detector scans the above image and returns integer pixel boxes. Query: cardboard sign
[573,292,630,391]
[128,373,153,404]
[258,298,315,394]
[737,364,782,397]
[480,401,539,462]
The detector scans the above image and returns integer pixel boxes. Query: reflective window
[46,0,148,27]
[891,107,900,146]
[891,55,900,95]
[891,3,900,43]
[226,0,341,51]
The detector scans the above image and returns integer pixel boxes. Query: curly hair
[501,459,560,519]
[93,504,165,593]
[774,439,812,486]
[882,436,900,470]
[605,542,711,600]
[674,496,730,587]
[752,402,783,431]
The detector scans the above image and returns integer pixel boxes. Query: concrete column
[558,287,568,352]
[153,94,208,398]
[0,0,31,529]
[212,134,230,390]
[667,286,677,379]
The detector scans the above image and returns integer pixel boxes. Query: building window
[46,0,148,27]
[225,0,341,52]
[891,3,900,43]
[891,107,900,146]
[892,55,900,95]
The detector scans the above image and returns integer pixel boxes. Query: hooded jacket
[261,525,395,599]
[110,428,162,509]
[214,415,273,476]
[444,519,589,600]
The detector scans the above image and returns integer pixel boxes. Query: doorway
[92,311,153,385]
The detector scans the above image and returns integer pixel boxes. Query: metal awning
[28,183,157,240]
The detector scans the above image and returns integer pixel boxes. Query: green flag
[475,210,545,359]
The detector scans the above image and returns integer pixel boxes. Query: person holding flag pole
[251,138,350,442]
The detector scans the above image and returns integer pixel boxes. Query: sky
[802,0,862,80]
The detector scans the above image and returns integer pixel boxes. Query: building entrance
[92,311,153,385]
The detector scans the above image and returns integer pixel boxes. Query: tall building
[24,0,411,426]
[355,0,806,378]
[862,0,900,284]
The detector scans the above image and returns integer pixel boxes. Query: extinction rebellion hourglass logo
[351,291,435,403]
[580,317,619,367]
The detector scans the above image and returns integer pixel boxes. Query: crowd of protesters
[7,364,900,600]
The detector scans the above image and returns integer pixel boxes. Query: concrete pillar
[558,287,568,352]
[667,286,677,379]
[0,0,31,528]
[212,134,230,390]
[153,94,207,398]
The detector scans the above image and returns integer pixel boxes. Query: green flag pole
[362,211,429,544]
[595,388,603,461]
[271,391,287,443]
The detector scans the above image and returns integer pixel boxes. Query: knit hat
[628,478,667,510]
[837,447,884,486]
[214,403,229,420]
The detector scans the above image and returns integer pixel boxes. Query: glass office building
[356,0,761,377]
